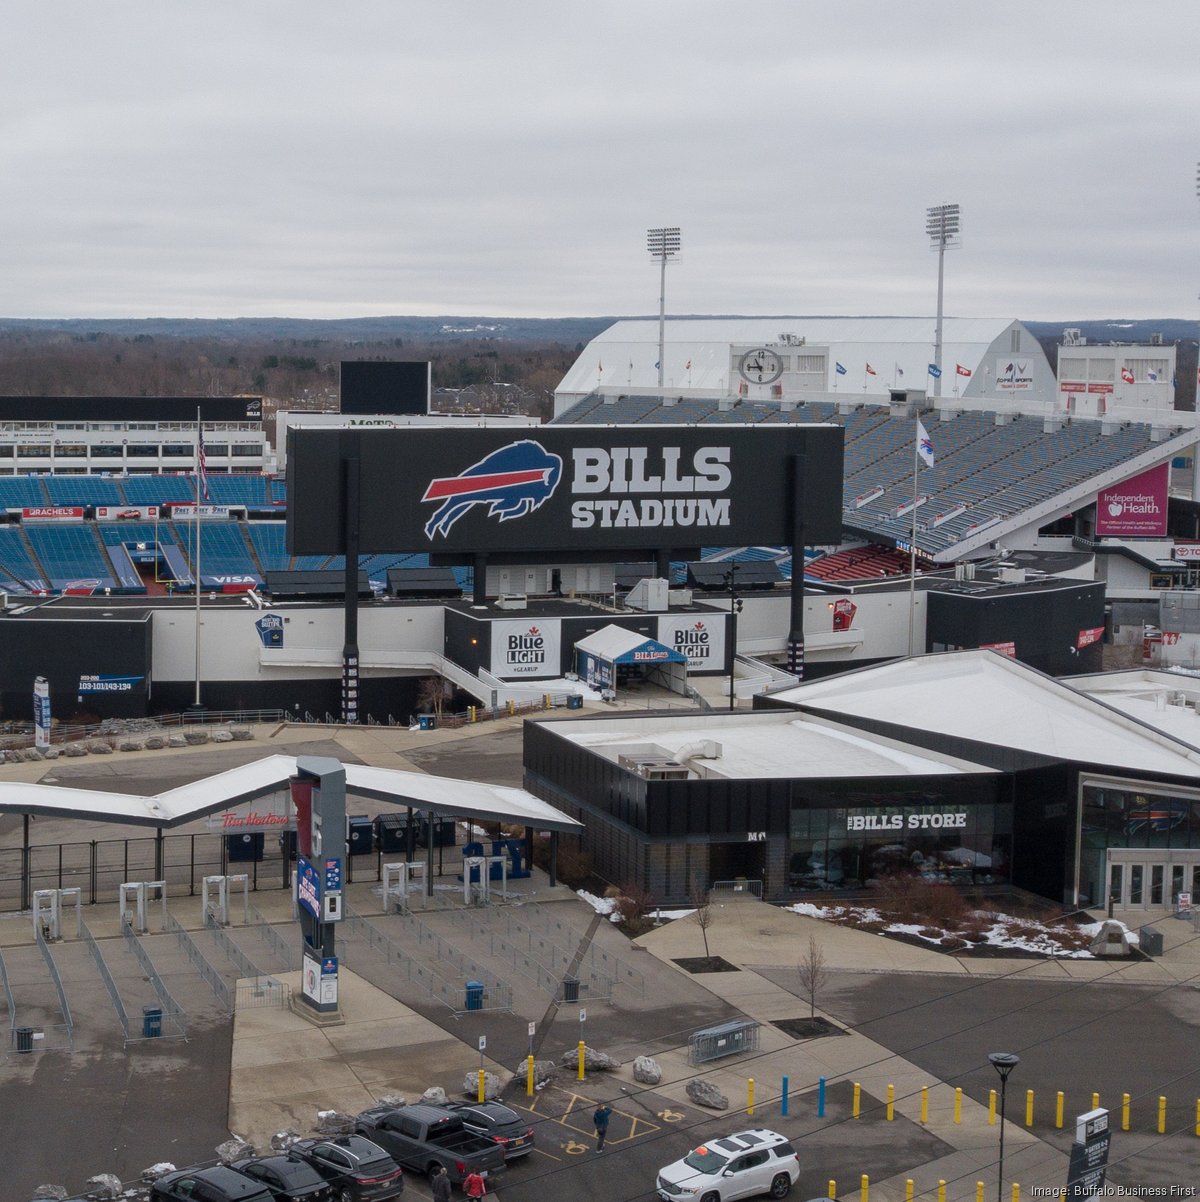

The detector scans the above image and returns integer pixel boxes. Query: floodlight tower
[926,203,961,399]
[647,226,681,387]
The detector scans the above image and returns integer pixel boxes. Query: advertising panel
[22,507,85,522]
[94,505,158,520]
[489,618,562,679]
[287,425,843,555]
[296,856,322,920]
[1173,542,1200,561]
[994,359,1035,392]
[656,614,726,673]
[1095,463,1169,538]
[78,674,145,694]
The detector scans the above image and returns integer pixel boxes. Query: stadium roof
[771,649,1200,778]
[557,316,1037,397]
[0,752,583,833]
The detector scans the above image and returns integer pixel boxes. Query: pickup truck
[356,1103,505,1185]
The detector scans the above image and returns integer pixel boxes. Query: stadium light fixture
[647,226,681,388]
[926,203,961,399]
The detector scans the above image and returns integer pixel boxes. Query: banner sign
[33,677,50,752]
[832,598,857,631]
[1096,463,1169,538]
[490,618,562,679]
[296,856,321,920]
[1076,627,1105,650]
[22,506,84,522]
[995,360,1035,392]
[1173,542,1200,561]
[170,505,233,520]
[287,426,843,555]
[657,615,726,673]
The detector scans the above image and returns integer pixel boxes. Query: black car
[150,1166,275,1202]
[444,1101,535,1160]
[232,1154,336,1201]
[290,1136,405,1202]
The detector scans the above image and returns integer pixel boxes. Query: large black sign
[286,425,843,555]
[340,360,429,415]
[0,395,260,422]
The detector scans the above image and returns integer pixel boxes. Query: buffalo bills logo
[421,440,563,539]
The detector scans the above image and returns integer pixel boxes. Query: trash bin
[465,981,484,1012]
[566,694,583,710]
[348,815,374,855]
[142,1005,163,1038]
[14,1026,34,1053]
[562,976,580,1003]
[1141,925,1163,957]
[226,831,265,862]
[418,714,435,731]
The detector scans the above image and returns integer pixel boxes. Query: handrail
[162,912,228,1013]
[248,901,297,971]
[0,947,15,1033]
[121,918,190,1039]
[80,918,130,1042]
[34,925,74,1048]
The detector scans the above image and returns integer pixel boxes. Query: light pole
[988,1051,1020,1202]
[724,562,742,711]
[926,203,961,399]
[647,227,681,388]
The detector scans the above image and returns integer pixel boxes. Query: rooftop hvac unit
[1172,691,1188,707]
[495,593,527,610]
[617,754,690,781]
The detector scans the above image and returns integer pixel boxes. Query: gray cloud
[3,0,1197,320]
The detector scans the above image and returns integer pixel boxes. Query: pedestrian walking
[463,1169,487,1199]
[593,1101,613,1152]
[431,1165,452,1202]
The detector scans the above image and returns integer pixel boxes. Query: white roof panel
[775,651,1200,778]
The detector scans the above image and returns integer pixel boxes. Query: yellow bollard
[1123,1092,1131,1131]
[954,1086,962,1124]
[852,1082,861,1119]
[976,1183,985,1202]
[577,1039,586,1081]
[989,1088,997,1125]
[828,1182,836,1201]
[1055,1090,1064,1129]
[1158,1095,1167,1135]
[861,1175,869,1202]
[905,1180,914,1202]
[1092,1091,1100,1111]
[1195,1098,1200,1136]
[748,1077,755,1117]
[920,1086,928,1124]
[526,1054,534,1097]
[1025,1088,1034,1127]
[469,706,476,723]
[937,1181,946,1202]
[477,1069,485,1104]
[1011,1184,1020,1202]
[886,1082,894,1121]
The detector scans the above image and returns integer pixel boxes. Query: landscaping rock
[1090,920,1133,957]
[41,747,59,759]
[315,1110,356,1136]
[686,1079,729,1110]
[144,735,166,749]
[632,1055,662,1085]
[63,743,88,757]
[461,1071,504,1100]
[88,740,113,754]
[557,1045,622,1072]
[231,726,253,740]
[213,728,234,743]
[183,729,210,745]
[270,1130,301,1152]
[216,1137,255,1164]
[516,1058,558,1089]
[168,733,188,747]
[141,1163,177,1183]
[29,1188,68,1200]
[420,1086,449,1106]
[375,1092,408,1109]
[119,740,144,752]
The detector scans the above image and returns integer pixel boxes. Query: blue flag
[927,363,942,379]
[835,362,847,375]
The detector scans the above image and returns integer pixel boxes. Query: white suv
[656,1128,800,1202]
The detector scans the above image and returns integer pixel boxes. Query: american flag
[197,426,210,501]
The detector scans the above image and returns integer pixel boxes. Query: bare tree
[796,935,828,1020]
[416,676,449,719]
[690,881,715,963]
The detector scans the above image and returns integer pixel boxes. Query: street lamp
[988,1051,1020,1202]
[926,203,961,399]
[647,226,681,388]
[723,561,742,711]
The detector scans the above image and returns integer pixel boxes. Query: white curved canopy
[1,752,583,833]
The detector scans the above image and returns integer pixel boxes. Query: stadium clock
[737,347,784,385]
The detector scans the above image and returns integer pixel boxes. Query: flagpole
[193,406,203,710]
[908,414,919,657]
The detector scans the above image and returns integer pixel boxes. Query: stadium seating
[0,527,50,591]
[24,525,119,590]
[170,522,262,583]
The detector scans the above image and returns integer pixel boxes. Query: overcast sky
[4,2,1197,323]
